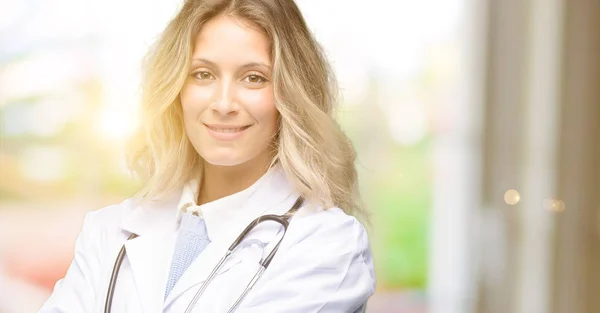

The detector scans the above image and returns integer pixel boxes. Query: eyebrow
[191,58,272,72]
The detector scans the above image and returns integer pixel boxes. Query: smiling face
[180,15,278,168]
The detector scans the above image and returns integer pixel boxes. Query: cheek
[180,82,213,117]
[242,89,278,127]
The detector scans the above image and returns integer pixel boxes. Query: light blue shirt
[164,213,210,299]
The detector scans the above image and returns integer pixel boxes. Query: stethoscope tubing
[184,213,293,313]
[104,197,303,313]
[104,233,137,313]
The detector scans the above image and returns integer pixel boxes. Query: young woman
[40,0,375,312]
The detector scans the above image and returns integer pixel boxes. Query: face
[180,15,278,167]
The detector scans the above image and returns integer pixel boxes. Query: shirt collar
[176,179,201,217]
[175,165,279,237]
[120,164,297,239]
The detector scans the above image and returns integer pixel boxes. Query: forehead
[192,15,271,63]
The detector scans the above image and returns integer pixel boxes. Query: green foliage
[367,138,432,290]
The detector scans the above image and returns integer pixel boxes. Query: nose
[209,80,238,116]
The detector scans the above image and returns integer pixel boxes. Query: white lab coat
[39,169,376,313]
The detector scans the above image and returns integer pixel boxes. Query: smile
[204,124,251,140]
[208,126,249,133]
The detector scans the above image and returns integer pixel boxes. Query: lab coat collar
[118,191,181,237]
[118,165,300,312]
[163,165,300,308]
[116,192,181,313]
[119,165,280,238]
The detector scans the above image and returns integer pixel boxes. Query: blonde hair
[126,0,365,216]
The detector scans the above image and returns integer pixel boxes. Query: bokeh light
[504,189,521,206]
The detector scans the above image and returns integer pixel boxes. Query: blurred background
[0,0,599,312]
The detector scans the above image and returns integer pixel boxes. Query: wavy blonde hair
[127,0,364,216]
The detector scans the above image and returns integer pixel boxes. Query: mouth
[204,124,252,132]
[203,124,252,140]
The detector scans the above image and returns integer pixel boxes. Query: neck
[197,152,275,205]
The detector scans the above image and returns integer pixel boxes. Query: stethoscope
[104,196,304,313]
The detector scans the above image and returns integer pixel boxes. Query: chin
[202,157,238,167]
[201,153,247,167]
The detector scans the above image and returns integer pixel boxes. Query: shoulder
[293,205,369,246]
[245,204,376,310]
[272,203,376,294]
[75,197,141,247]
[289,204,374,271]
[81,190,181,240]
[84,197,137,228]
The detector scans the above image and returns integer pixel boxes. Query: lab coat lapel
[164,168,299,307]
[124,231,177,313]
[118,194,180,313]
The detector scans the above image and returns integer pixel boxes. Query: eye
[193,71,215,80]
[243,74,267,84]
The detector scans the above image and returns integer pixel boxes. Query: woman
[40,0,375,312]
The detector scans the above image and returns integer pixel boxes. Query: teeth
[210,127,246,133]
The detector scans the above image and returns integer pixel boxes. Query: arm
[236,215,376,313]
[38,212,100,313]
